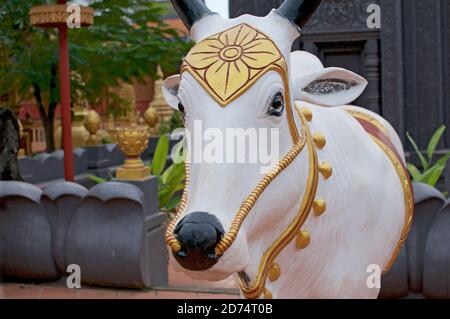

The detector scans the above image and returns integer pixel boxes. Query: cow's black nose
[173,211,224,271]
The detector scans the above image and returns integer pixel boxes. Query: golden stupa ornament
[115,123,150,180]
[181,23,287,106]
[119,83,136,117]
[106,114,117,143]
[72,101,90,148]
[152,66,174,123]
[144,104,159,136]
[84,109,102,146]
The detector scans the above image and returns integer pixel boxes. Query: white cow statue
[163,0,414,299]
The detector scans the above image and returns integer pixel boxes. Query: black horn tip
[170,0,215,30]
[276,0,323,28]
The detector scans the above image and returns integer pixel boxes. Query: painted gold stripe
[346,109,389,136]
[238,104,319,299]
[370,136,414,273]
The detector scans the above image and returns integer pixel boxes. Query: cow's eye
[268,92,284,117]
[178,102,185,113]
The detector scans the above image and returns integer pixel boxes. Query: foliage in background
[159,111,184,135]
[407,125,450,190]
[0,0,192,152]
[150,134,185,212]
[87,134,185,212]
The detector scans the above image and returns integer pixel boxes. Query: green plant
[101,137,112,145]
[87,174,108,184]
[150,134,186,212]
[407,125,450,188]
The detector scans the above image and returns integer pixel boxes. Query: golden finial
[144,104,159,136]
[115,124,151,180]
[84,109,102,146]
[151,65,174,123]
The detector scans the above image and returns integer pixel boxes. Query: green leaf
[427,125,446,165]
[87,174,108,184]
[407,163,422,182]
[162,163,185,185]
[163,194,182,212]
[435,152,450,167]
[418,163,445,187]
[406,131,428,170]
[159,182,185,209]
[425,165,445,188]
[151,134,169,176]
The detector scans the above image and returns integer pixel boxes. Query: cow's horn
[276,0,322,28]
[170,0,215,30]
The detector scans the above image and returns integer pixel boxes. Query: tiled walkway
[0,262,240,299]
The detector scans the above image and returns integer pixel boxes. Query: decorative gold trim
[370,136,414,273]
[295,230,311,249]
[263,288,273,299]
[214,129,307,257]
[181,24,286,107]
[299,107,313,122]
[237,109,319,299]
[313,133,327,149]
[165,153,191,253]
[29,5,94,28]
[346,110,389,136]
[267,263,281,282]
[313,199,327,217]
[319,161,333,179]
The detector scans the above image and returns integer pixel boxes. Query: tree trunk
[33,85,56,153]
[41,115,56,153]
[33,63,58,153]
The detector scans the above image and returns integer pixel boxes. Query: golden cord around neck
[164,129,307,255]
[214,130,307,256]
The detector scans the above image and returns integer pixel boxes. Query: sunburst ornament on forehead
[181,23,288,106]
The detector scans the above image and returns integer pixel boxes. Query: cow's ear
[293,67,368,106]
[162,75,181,110]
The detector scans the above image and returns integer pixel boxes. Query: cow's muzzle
[173,211,225,271]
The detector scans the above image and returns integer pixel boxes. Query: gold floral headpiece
[181,23,288,106]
